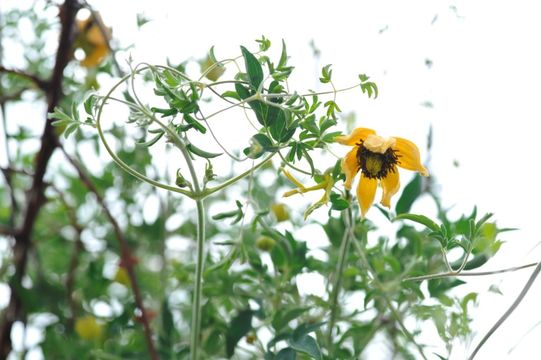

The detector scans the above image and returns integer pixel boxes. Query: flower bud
[256,236,276,252]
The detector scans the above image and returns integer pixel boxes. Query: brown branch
[60,146,159,360]
[0,0,79,357]
[0,88,31,104]
[0,66,49,92]
[50,186,84,331]
[0,225,15,236]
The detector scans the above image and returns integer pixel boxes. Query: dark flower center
[356,142,399,179]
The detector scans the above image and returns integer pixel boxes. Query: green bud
[256,236,276,252]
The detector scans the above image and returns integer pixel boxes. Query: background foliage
[0,1,532,360]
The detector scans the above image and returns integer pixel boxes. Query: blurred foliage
[0,2,516,360]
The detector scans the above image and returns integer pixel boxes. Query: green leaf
[278,39,288,69]
[83,94,97,115]
[136,132,164,147]
[161,299,174,340]
[293,321,325,338]
[226,309,253,358]
[330,193,349,211]
[256,35,271,51]
[221,90,241,101]
[359,74,379,99]
[272,307,310,332]
[394,213,441,233]
[186,143,222,158]
[241,46,264,89]
[320,64,332,83]
[48,106,72,123]
[183,114,207,134]
[395,174,422,214]
[275,348,296,360]
[269,110,286,142]
[288,335,322,360]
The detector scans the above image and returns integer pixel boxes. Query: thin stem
[94,67,194,198]
[351,217,428,360]
[167,123,206,360]
[468,261,541,360]
[261,83,361,99]
[201,153,274,198]
[403,262,538,282]
[191,199,205,360]
[204,94,257,120]
[326,203,354,355]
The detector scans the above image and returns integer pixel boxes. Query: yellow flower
[75,315,104,341]
[270,203,290,222]
[336,127,428,217]
[75,13,111,68]
[282,169,334,219]
[113,267,131,287]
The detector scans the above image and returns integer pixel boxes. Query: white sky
[3,0,541,359]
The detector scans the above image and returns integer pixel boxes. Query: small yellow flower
[75,315,104,341]
[75,13,111,68]
[200,56,226,81]
[270,203,290,222]
[282,169,334,219]
[113,267,131,287]
[336,127,428,217]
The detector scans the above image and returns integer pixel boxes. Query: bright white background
[3,0,541,359]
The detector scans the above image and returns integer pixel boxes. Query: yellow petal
[357,173,377,217]
[380,167,400,208]
[335,127,376,146]
[81,44,109,68]
[393,137,429,176]
[341,148,359,190]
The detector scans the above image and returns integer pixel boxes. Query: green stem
[403,261,538,282]
[169,126,206,360]
[94,67,193,198]
[351,216,428,360]
[201,153,274,199]
[326,200,354,354]
[191,198,205,360]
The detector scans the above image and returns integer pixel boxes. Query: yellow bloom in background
[113,267,131,287]
[336,127,429,217]
[75,315,104,341]
[270,203,290,222]
[75,13,111,68]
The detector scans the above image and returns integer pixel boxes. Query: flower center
[356,136,399,179]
